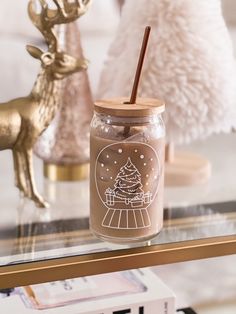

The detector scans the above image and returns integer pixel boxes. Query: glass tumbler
[90,98,165,243]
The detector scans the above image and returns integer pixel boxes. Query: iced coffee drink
[90,98,165,243]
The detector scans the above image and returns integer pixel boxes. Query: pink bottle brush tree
[98,0,236,185]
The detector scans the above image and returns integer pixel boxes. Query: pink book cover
[22,271,146,310]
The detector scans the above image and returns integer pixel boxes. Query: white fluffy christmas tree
[98,0,236,145]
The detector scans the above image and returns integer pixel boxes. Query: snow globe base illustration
[95,142,161,230]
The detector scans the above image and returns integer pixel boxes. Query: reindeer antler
[28,0,91,52]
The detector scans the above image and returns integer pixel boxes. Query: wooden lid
[94,97,165,117]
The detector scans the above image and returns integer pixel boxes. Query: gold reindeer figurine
[0,0,90,208]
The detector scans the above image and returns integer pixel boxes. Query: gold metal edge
[1,235,236,289]
[44,163,89,181]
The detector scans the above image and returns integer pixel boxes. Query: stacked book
[0,269,197,313]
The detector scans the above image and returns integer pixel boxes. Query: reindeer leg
[13,149,28,197]
[23,148,49,208]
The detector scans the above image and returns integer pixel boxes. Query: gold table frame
[1,235,236,289]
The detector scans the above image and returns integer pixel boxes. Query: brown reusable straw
[123,26,151,136]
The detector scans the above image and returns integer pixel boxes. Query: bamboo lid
[94,97,165,117]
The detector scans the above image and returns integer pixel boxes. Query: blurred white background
[0,1,236,313]
[0,0,235,102]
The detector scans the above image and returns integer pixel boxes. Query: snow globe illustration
[104,157,152,229]
[95,143,161,231]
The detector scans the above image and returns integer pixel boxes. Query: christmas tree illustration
[113,158,144,201]
[103,158,152,229]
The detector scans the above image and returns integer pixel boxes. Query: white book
[1,269,175,314]
[78,269,176,314]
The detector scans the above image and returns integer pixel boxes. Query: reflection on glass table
[0,192,236,266]
[0,134,235,268]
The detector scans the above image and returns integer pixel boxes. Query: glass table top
[0,199,236,267]
[0,133,235,268]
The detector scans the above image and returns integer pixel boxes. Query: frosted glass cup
[90,98,165,243]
